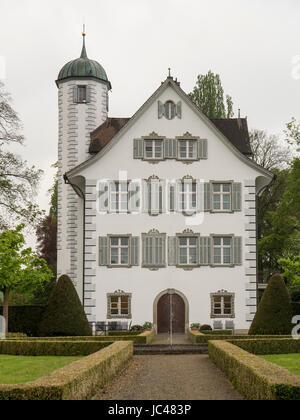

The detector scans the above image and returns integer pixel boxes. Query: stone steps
[134,344,208,355]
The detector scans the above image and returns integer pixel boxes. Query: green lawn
[0,355,82,384]
[261,354,300,376]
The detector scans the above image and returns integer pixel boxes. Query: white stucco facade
[58,74,273,332]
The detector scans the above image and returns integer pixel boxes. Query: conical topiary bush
[38,274,91,337]
[249,273,293,335]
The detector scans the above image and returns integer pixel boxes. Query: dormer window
[164,101,176,120]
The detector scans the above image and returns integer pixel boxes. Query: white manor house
[56,33,273,333]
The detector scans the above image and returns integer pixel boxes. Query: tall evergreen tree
[249,274,293,335]
[39,275,91,337]
[189,70,234,118]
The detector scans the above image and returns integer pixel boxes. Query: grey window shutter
[159,182,166,214]
[99,181,109,212]
[233,236,242,265]
[128,181,141,213]
[149,179,160,216]
[158,101,164,119]
[199,237,212,265]
[73,86,78,103]
[232,183,242,212]
[168,236,178,266]
[198,139,208,159]
[164,138,177,158]
[130,237,140,266]
[143,180,149,213]
[99,237,109,266]
[168,182,175,212]
[204,182,212,211]
[86,86,91,103]
[133,138,144,159]
[176,101,182,119]
[196,181,204,213]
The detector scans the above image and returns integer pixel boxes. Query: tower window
[73,85,90,103]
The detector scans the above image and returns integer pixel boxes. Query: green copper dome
[57,33,111,88]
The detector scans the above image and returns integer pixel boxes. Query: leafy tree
[32,164,58,305]
[279,254,300,290]
[285,117,300,152]
[0,81,43,229]
[0,224,52,334]
[249,129,292,170]
[249,274,293,335]
[39,275,91,337]
[189,70,234,118]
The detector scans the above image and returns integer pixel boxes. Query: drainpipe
[63,173,86,307]
[255,173,277,306]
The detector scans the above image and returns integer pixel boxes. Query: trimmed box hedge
[8,330,155,345]
[209,340,300,400]
[200,330,233,336]
[188,329,292,344]
[0,341,133,400]
[231,339,300,355]
[0,306,45,337]
[0,340,113,357]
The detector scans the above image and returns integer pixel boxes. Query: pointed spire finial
[238,108,241,119]
[80,25,88,59]
[168,67,171,78]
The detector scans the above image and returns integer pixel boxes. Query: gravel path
[94,355,243,400]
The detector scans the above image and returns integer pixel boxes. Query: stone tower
[56,31,111,302]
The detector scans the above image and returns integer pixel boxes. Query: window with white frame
[211,293,234,318]
[179,182,197,212]
[213,237,232,265]
[178,139,197,160]
[144,139,164,160]
[178,236,198,265]
[107,292,131,318]
[110,182,129,212]
[110,237,130,266]
[212,183,232,211]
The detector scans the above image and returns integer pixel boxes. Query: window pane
[223,184,231,193]
[223,248,231,264]
[223,238,231,246]
[121,248,129,264]
[179,141,187,158]
[78,86,86,102]
[179,237,187,246]
[121,238,129,246]
[214,237,221,246]
[189,247,197,264]
[213,195,221,210]
[155,141,163,158]
[214,248,221,264]
[111,248,119,265]
[213,184,221,193]
[223,194,231,210]
[111,238,119,246]
[179,248,187,264]
[189,237,197,246]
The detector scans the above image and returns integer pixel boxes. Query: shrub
[0,306,45,336]
[0,341,133,400]
[142,322,152,330]
[38,275,91,337]
[130,325,143,332]
[201,330,233,335]
[200,324,212,331]
[249,274,293,335]
[209,340,300,400]
[292,302,300,317]
[0,340,112,356]
[232,339,300,355]
[190,323,201,329]
[108,331,139,336]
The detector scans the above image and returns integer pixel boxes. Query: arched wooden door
[157,293,185,334]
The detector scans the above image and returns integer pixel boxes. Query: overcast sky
[1,0,300,246]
